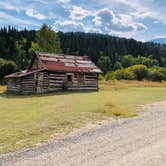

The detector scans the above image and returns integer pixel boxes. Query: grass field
[0,81,166,153]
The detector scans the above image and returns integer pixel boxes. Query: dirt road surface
[1,101,166,166]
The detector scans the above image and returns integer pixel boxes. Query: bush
[122,55,135,68]
[0,58,18,81]
[105,72,112,81]
[154,67,166,80]
[148,70,164,82]
[128,65,148,81]
[135,56,159,67]
[112,69,136,80]
[97,55,111,74]
[98,74,105,81]
[113,61,123,70]
[104,64,166,82]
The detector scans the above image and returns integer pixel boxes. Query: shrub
[128,65,148,81]
[135,56,159,67]
[105,72,113,81]
[112,69,136,80]
[148,70,164,82]
[154,67,166,80]
[122,55,135,68]
[0,58,18,81]
[98,74,105,81]
[97,55,111,74]
[113,61,123,70]
[105,64,166,82]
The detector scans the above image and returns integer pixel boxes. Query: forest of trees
[59,32,166,69]
[1,25,166,83]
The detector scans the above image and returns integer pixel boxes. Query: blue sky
[0,0,166,41]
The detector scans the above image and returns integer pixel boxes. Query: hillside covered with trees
[0,25,166,82]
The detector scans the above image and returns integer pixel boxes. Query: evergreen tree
[97,55,111,74]
[37,24,61,53]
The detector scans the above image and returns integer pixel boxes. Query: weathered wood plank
[21,87,35,90]
[49,80,65,84]
[49,84,63,87]
[49,76,65,79]
[49,74,65,77]
[48,88,62,91]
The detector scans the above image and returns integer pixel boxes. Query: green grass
[0,81,166,153]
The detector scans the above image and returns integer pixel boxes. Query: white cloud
[110,30,134,39]
[53,19,102,33]
[0,1,21,12]
[69,6,92,20]
[93,8,147,33]
[103,0,166,25]
[93,8,115,26]
[131,11,152,19]
[26,9,46,20]
[84,27,102,33]
[154,35,166,39]
[53,6,147,38]
[53,20,85,32]
[118,14,147,32]
[58,0,70,4]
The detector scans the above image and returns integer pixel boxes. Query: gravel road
[1,101,166,166]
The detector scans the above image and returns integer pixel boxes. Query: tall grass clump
[96,99,137,118]
[0,85,6,91]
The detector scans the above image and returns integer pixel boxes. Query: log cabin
[5,52,102,94]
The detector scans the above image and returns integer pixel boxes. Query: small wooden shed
[5,52,102,94]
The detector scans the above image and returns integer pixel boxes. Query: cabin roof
[5,68,45,78]
[37,52,102,73]
[5,52,102,78]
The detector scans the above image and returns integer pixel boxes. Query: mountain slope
[150,38,166,44]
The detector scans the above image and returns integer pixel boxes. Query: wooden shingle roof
[37,52,102,73]
[5,52,102,78]
[5,68,45,78]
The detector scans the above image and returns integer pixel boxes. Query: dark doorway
[67,74,73,83]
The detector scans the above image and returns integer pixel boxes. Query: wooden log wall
[7,78,21,92]
[67,73,98,91]
[7,72,98,94]
[48,72,66,92]
[21,74,36,93]
[42,72,49,93]
[84,73,98,90]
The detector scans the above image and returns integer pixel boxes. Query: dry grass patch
[96,100,137,118]
[0,85,6,92]
[111,108,137,118]
[99,80,166,90]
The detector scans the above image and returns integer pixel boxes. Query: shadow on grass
[0,90,98,99]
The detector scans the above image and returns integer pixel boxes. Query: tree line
[1,25,166,83]
[59,32,166,68]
